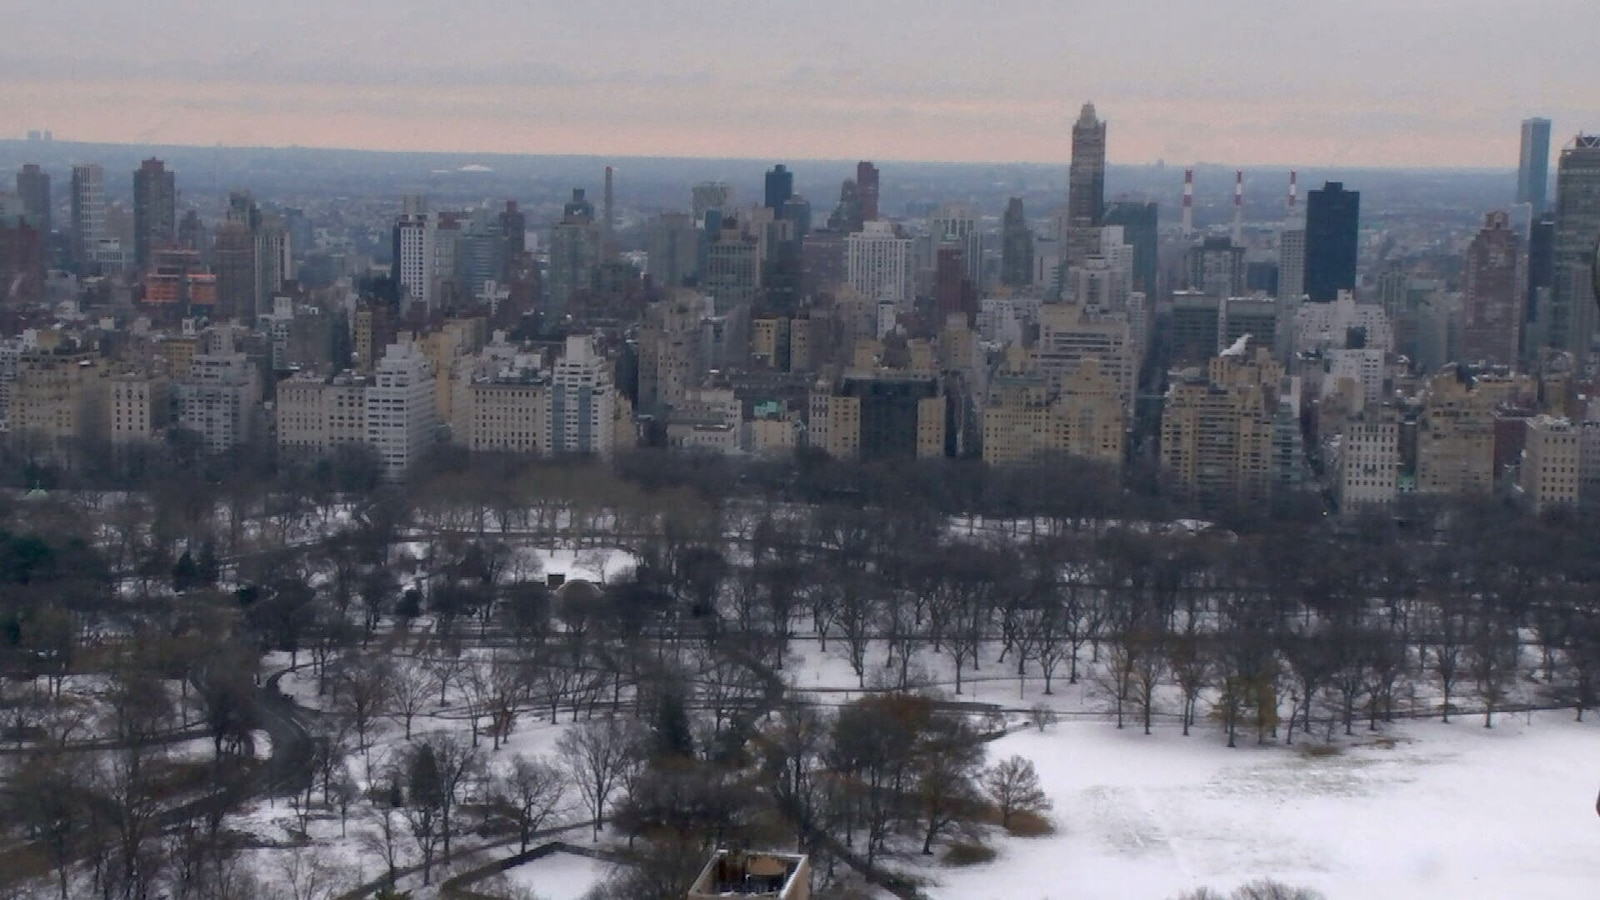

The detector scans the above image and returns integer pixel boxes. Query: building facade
[1461,211,1523,367]
[1304,181,1360,302]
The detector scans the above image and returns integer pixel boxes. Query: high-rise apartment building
[1278,224,1307,300]
[547,334,620,457]
[1185,237,1246,298]
[1520,414,1579,512]
[1064,103,1107,267]
[930,203,983,287]
[366,341,437,479]
[212,221,256,321]
[692,182,732,224]
[1336,406,1399,509]
[1304,182,1360,302]
[1518,118,1552,214]
[1000,197,1033,288]
[1032,301,1135,412]
[648,211,699,289]
[276,372,369,453]
[16,164,49,233]
[1159,347,1281,507]
[132,158,176,271]
[70,164,107,270]
[1461,211,1523,367]
[393,195,435,318]
[1548,135,1600,364]
[1415,373,1496,496]
[846,221,913,308]
[174,336,261,454]
[547,189,599,314]
[109,373,169,445]
[981,357,1124,467]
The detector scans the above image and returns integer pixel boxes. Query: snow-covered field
[762,632,1600,900]
[501,850,615,899]
[927,713,1599,900]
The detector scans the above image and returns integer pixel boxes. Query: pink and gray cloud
[3,0,1596,167]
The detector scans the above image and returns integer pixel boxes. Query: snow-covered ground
[928,713,1600,900]
[501,850,615,899]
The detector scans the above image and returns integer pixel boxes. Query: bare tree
[558,715,644,840]
[335,656,392,763]
[1470,618,1520,728]
[495,755,568,852]
[385,655,432,740]
[277,843,346,900]
[982,755,1053,829]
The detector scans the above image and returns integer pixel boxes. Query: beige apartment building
[1520,415,1580,512]
[466,379,547,454]
[276,372,369,453]
[1415,373,1496,496]
[1031,301,1135,412]
[109,372,169,445]
[982,357,1124,467]
[1159,349,1278,505]
[9,350,110,451]
[1336,406,1400,509]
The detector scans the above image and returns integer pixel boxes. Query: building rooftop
[687,850,808,900]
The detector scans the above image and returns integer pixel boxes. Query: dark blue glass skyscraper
[764,164,793,213]
[1304,181,1359,302]
[1519,118,1552,214]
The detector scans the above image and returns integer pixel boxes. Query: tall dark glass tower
[1064,102,1107,266]
[1103,200,1159,296]
[856,161,880,222]
[133,157,176,270]
[1549,135,1600,363]
[1304,181,1360,302]
[1519,118,1552,214]
[764,165,793,213]
[1000,197,1033,287]
[16,164,50,233]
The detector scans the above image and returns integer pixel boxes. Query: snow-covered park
[931,714,1598,900]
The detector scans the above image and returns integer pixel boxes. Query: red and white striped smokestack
[1231,170,1244,245]
[1288,170,1299,211]
[1182,168,1194,236]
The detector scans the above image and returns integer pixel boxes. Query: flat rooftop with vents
[686,850,809,899]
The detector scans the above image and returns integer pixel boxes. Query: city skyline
[3,1,1596,169]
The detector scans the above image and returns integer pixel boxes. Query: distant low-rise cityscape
[0,109,1598,518]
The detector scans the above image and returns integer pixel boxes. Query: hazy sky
[5,0,1597,167]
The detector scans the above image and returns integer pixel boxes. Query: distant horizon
[0,136,1524,176]
[6,1,1595,172]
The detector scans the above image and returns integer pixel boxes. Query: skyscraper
[16,164,49,233]
[1519,118,1552,214]
[648,212,699,289]
[930,203,983,286]
[764,165,794,213]
[132,158,176,271]
[212,221,256,321]
[1065,102,1107,267]
[1461,211,1522,366]
[1000,197,1033,288]
[692,182,732,224]
[70,164,106,270]
[1549,135,1600,363]
[1102,200,1158,296]
[393,195,435,318]
[846,221,913,308]
[1304,181,1360,302]
[547,188,600,314]
[856,161,880,223]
